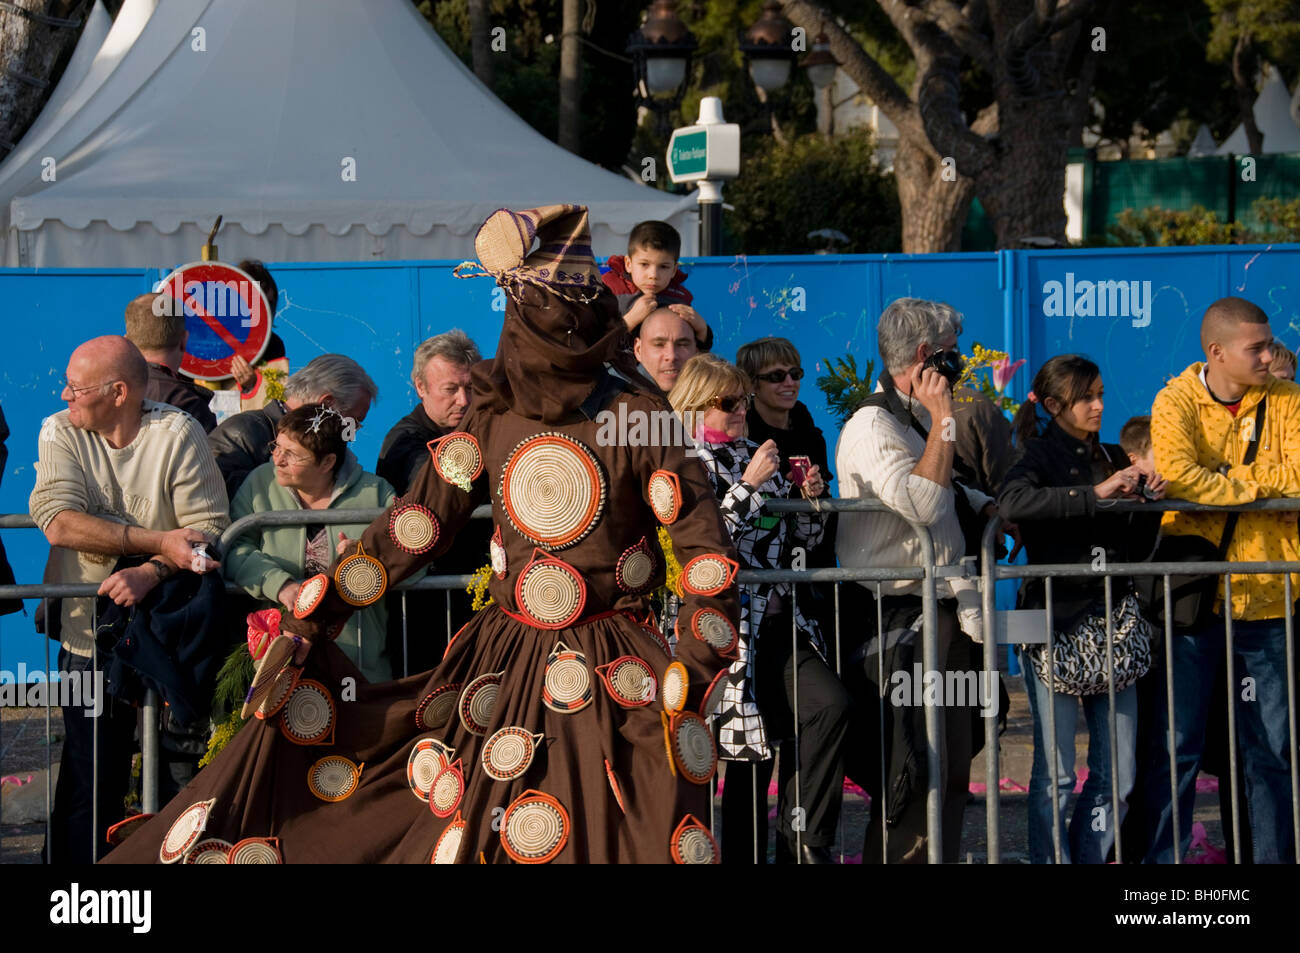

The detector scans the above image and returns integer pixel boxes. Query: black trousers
[46,650,137,864]
[720,607,853,861]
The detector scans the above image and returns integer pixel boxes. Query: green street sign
[669,130,709,178]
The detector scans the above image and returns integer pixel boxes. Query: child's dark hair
[1119,416,1152,457]
[238,258,278,318]
[627,220,681,260]
[278,404,347,478]
[1011,354,1102,446]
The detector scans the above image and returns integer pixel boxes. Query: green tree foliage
[725,129,900,253]
[816,353,876,424]
[1105,197,1300,245]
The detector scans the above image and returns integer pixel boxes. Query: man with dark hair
[123,292,219,432]
[1144,295,1300,863]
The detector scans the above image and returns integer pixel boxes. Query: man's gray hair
[877,298,965,374]
[412,329,481,386]
[285,354,379,407]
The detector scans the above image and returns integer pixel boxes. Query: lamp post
[739,1,797,96]
[802,33,837,137]
[626,0,697,139]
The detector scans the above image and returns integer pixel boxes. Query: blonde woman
[666,354,850,864]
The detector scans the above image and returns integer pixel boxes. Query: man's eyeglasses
[708,393,752,414]
[62,378,119,399]
[266,441,314,467]
[754,367,804,384]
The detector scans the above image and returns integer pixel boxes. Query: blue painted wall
[4,245,1299,675]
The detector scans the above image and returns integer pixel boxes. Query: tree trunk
[558,0,581,152]
[973,95,1071,247]
[468,0,495,91]
[1232,34,1263,155]
[894,134,975,252]
[0,0,88,158]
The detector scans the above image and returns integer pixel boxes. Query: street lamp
[801,33,837,90]
[627,1,697,103]
[739,0,797,94]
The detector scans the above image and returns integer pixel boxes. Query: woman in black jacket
[998,354,1165,863]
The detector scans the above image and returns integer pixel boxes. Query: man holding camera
[835,298,996,863]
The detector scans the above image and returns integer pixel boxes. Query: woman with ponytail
[999,355,1165,863]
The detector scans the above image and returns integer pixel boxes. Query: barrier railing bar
[1045,575,1061,864]
[1105,574,1121,864]
[1164,577,1179,867]
[1287,574,1300,861]
[1224,575,1242,864]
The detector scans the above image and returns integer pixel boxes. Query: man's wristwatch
[147,558,172,581]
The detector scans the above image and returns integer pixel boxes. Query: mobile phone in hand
[789,455,812,487]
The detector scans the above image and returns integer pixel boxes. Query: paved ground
[0,677,1227,864]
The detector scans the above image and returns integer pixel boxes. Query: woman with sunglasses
[667,354,851,863]
[225,404,396,680]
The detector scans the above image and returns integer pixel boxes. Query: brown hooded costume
[103,206,741,864]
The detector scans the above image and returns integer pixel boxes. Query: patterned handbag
[1028,592,1153,696]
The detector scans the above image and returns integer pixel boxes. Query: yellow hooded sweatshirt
[1151,362,1300,621]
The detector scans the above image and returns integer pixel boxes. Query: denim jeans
[1143,616,1297,864]
[1021,648,1138,863]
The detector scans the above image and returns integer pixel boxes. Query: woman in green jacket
[226,404,396,681]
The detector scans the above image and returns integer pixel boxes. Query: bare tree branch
[913,0,996,73]
[913,28,996,176]
[1005,0,1094,95]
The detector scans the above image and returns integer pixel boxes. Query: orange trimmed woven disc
[542,642,592,713]
[501,789,570,864]
[516,553,586,629]
[681,554,738,596]
[241,633,299,719]
[700,668,728,718]
[184,838,232,864]
[159,798,215,864]
[389,502,439,555]
[228,837,282,864]
[254,662,301,721]
[432,811,467,864]
[500,433,607,549]
[408,738,454,802]
[691,607,739,657]
[309,756,362,802]
[429,431,484,489]
[671,815,719,864]
[661,661,689,715]
[671,711,717,784]
[106,812,153,846]
[605,759,628,815]
[458,671,504,735]
[647,470,682,524]
[482,726,544,782]
[334,548,388,607]
[414,682,462,731]
[596,655,657,708]
[429,759,465,818]
[615,536,657,594]
[293,573,329,618]
[280,679,336,745]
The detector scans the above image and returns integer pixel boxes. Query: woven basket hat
[468,205,603,301]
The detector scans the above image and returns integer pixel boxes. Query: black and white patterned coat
[663,438,826,761]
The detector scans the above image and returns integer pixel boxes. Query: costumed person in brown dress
[102,205,741,864]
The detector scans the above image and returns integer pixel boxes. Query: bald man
[1144,297,1300,864]
[633,306,698,393]
[30,335,228,863]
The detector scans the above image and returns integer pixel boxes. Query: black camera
[1136,473,1158,501]
[922,348,964,388]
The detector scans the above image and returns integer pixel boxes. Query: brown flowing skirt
[102,606,709,864]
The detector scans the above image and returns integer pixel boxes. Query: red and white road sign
[155,261,273,381]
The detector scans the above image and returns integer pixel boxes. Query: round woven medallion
[335,546,388,607]
[106,812,153,846]
[280,679,335,745]
[309,756,362,802]
[184,838,232,864]
[661,661,689,715]
[490,525,508,578]
[414,683,462,731]
[254,662,301,721]
[501,789,570,864]
[647,470,681,524]
[596,656,657,708]
[241,633,299,719]
[671,711,717,785]
[429,759,465,818]
[389,503,439,555]
[500,433,607,549]
[159,798,215,864]
[671,815,719,864]
[432,811,467,865]
[430,432,483,489]
[605,759,627,815]
[229,837,282,864]
[682,554,738,596]
[293,573,328,618]
[700,668,728,718]
[408,738,455,802]
[615,537,657,594]
[542,643,592,713]
[516,553,586,629]
[458,671,504,735]
[691,608,739,657]
[482,726,544,781]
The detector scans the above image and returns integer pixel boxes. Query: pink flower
[992,356,1025,393]
[247,608,282,661]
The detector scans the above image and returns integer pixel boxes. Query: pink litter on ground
[1,774,34,787]
[1196,776,1219,793]
[968,778,1028,794]
[1185,822,1227,864]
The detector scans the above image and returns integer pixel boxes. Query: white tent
[0,0,695,267]
[1216,65,1300,155]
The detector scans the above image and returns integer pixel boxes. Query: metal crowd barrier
[979,498,1300,865]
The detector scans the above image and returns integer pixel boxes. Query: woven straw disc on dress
[254,662,301,721]
[501,789,570,864]
[542,642,592,713]
[682,554,738,596]
[490,525,508,578]
[615,537,657,594]
[671,711,717,784]
[647,470,681,525]
[280,679,336,745]
[671,815,719,864]
[432,811,467,865]
[106,812,153,846]
[408,738,455,802]
[229,837,282,864]
[661,661,689,715]
[293,573,329,618]
[389,502,439,555]
[309,756,363,802]
[500,433,607,549]
[458,671,504,735]
[516,553,587,630]
[596,656,658,708]
[482,726,544,781]
[691,607,739,657]
[159,798,215,864]
[184,838,232,864]
[430,759,465,818]
[605,759,628,815]
[414,683,462,732]
[430,432,484,489]
[700,668,728,718]
[241,633,299,719]
[334,544,388,607]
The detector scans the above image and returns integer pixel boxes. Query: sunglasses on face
[755,367,804,384]
[708,393,752,413]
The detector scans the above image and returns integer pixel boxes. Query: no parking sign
[154,261,272,381]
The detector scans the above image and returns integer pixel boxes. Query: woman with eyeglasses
[225,404,396,681]
[666,354,852,863]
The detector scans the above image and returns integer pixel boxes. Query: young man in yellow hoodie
[1146,296,1300,864]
